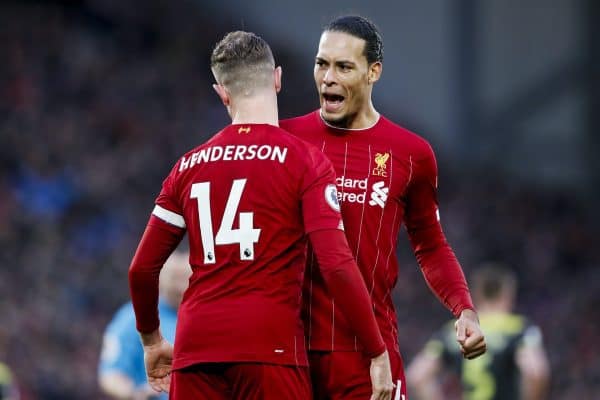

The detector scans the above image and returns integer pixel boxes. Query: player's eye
[315,60,325,67]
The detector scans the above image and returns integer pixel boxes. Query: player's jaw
[319,94,352,128]
[319,85,368,128]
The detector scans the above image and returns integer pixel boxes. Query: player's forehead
[316,31,367,64]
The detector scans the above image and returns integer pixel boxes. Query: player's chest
[321,140,412,209]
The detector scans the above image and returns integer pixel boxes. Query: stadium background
[0,0,598,398]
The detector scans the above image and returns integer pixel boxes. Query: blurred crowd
[0,1,598,398]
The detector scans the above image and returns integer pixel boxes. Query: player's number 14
[190,179,261,264]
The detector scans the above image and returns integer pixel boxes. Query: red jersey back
[152,123,342,370]
[281,111,452,357]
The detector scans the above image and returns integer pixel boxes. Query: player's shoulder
[281,130,333,177]
[178,128,225,161]
[163,126,235,180]
[270,124,326,159]
[280,110,319,133]
[379,115,434,157]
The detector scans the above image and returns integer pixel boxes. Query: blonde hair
[210,31,275,96]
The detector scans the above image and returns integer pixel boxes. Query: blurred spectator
[0,361,19,400]
[98,251,190,400]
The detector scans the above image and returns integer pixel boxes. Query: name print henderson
[179,144,288,171]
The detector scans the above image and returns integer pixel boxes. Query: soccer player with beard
[280,15,486,400]
[128,31,393,399]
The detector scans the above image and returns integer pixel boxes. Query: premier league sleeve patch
[324,184,341,212]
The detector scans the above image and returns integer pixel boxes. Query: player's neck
[322,102,380,130]
[355,99,380,128]
[230,93,279,127]
[348,104,379,130]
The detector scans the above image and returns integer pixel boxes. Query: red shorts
[169,363,312,400]
[309,350,407,400]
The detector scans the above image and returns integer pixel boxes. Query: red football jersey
[281,111,472,357]
[152,123,342,370]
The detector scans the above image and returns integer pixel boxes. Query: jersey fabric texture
[425,312,543,400]
[135,123,343,370]
[280,111,473,357]
[98,299,177,399]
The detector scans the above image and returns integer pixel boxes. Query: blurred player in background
[0,361,19,400]
[280,15,486,400]
[98,251,191,399]
[407,262,550,400]
[128,30,393,399]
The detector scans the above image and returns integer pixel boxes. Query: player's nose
[323,67,337,85]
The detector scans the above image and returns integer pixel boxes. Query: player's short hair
[324,15,384,64]
[472,262,517,301]
[210,31,275,96]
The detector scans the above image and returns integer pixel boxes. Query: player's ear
[274,66,282,94]
[368,62,382,85]
[212,83,230,106]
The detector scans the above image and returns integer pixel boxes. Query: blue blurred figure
[98,251,191,399]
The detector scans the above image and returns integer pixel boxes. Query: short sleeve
[301,146,344,234]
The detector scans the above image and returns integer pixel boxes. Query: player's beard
[321,109,354,129]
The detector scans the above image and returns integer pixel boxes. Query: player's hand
[141,330,174,393]
[369,349,394,400]
[455,309,486,359]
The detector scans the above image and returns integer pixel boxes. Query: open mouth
[322,93,345,112]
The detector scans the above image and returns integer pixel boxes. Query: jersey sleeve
[404,144,474,317]
[152,162,186,231]
[129,163,186,334]
[300,146,344,233]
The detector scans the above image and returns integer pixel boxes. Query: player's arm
[99,372,159,400]
[515,326,550,400]
[129,212,185,393]
[129,215,184,338]
[98,320,139,399]
[309,229,394,399]
[406,340,445,400]
[404,144,485,359]
[309,229,386,357]
[98,317,160,400]
[99,371,134,399]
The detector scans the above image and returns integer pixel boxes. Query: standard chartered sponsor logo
[336,176,367,204]
[336,176,388,208]
[368,181,388,208]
